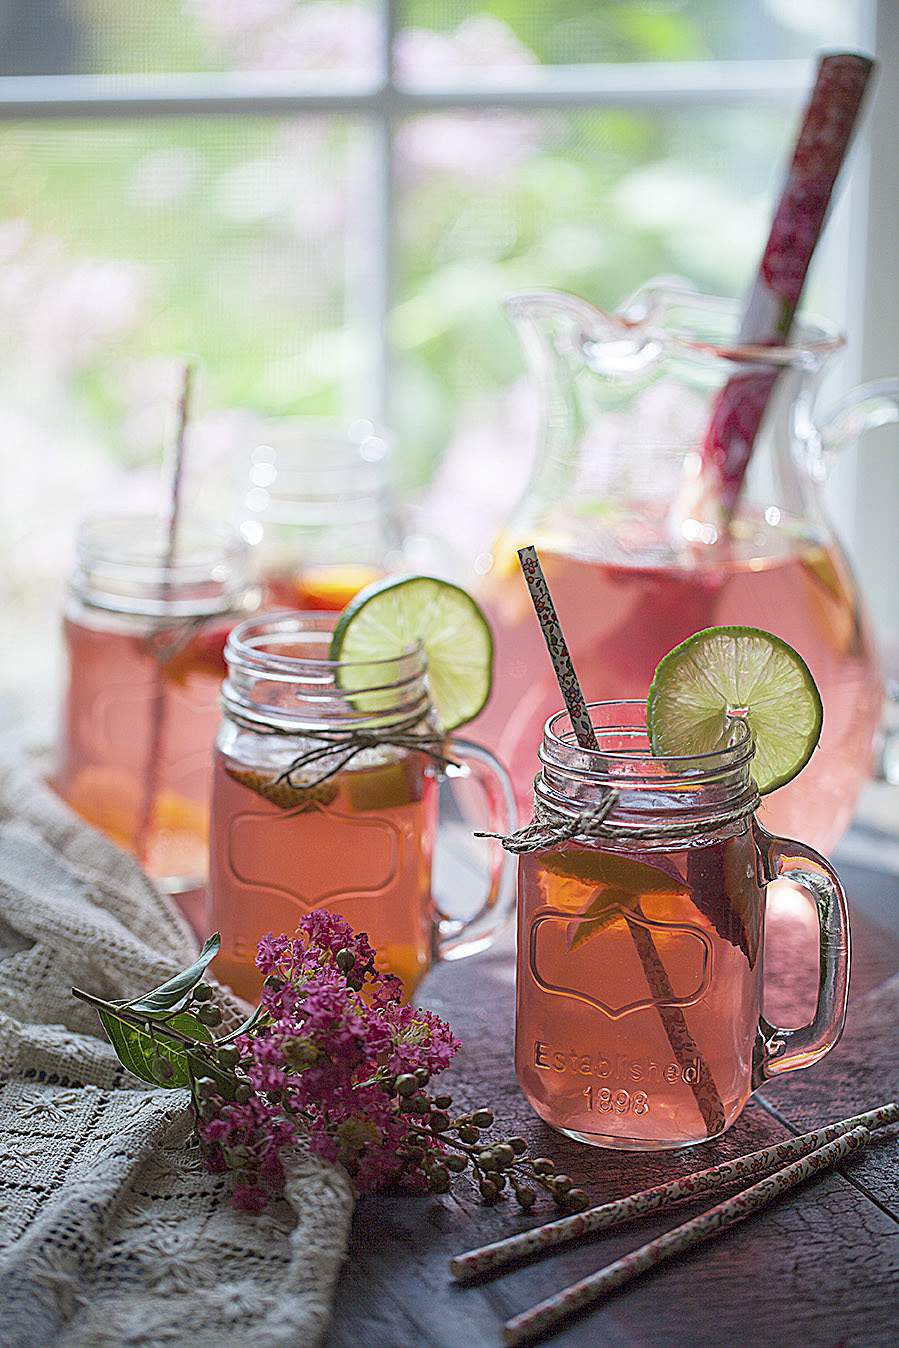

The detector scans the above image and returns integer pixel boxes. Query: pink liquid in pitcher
[55,615,228,883]
[516,829,764,1148]
[209,749,439,1002]
[477,519,882,851]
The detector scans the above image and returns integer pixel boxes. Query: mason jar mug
[515,700,850,1149]
[209,611,517,1000]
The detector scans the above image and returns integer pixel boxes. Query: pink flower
[199,908,462,1210]
[232,1184,270,1214]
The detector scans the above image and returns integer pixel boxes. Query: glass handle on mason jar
[753,830,851,1086]
[433,737,517,963]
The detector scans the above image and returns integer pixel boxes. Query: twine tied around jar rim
[476,788,761,854]
[227,708,461,789]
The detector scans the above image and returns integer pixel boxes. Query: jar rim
[71,512,249,618]
[542,700,755,783]
[226,610,426,679]
[222,610,431,733]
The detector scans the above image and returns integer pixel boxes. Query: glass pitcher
[474,282,899,852]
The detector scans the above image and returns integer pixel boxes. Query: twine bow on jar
[228,709,462,790]
[476,788,760,854]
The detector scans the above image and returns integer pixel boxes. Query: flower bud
[192,982,214,1002]
[335,948,355,974]
[197,1004,222,1028]
[395,1073,418,1097]
[471,1109,493,1128]
[429,1164,450,1193]
[458,1125,480,1144]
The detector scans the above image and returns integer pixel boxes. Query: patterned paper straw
[135,361,195,865]
[451,1100,897,1281]
[700,53,874,518]
[502,1126,872,1346]
[516,546,598,750]
[515,545,726,1139]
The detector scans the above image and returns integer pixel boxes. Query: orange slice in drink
[163,623,231,686]
[344,758,425,812]
[62,766,209,855]
[297,564,383,612]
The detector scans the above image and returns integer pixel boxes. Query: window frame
[0,0,892,632]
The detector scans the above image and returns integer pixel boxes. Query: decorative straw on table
[134,361,195,865]
[502,1125,872,1346]
[516,546,726,1139]
[699,53,874,519]
[451,1100,898,1281]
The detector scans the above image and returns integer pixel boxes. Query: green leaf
[543,849,687,895]
[567,886,638,951]
[219,1002,267,1044]
[121,933,221,1015]
[98,1008,213,1088]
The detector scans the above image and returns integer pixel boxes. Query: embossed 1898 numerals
[582,1086,650,1115]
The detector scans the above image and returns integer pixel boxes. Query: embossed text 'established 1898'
[534,1041,703,1085]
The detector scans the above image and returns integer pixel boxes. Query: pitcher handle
[818,377,899,453]
[434,737,517,963]
[753,828,850,1086]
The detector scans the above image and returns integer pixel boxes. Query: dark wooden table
[328,828,899,1348]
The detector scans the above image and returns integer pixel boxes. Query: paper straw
[134,361,195,865]
[516,546,598,749]
[700,53,874,518]
[514,545,726,1138]
[503,1125,872,1345]
[163,361,194,572]
[451,1100,897,1281]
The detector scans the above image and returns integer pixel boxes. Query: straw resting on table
[502,1125,873,1345]
[451,1100,898,1281]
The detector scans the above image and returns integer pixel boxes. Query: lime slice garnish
[646,626,823,795]
[329,575,493,732]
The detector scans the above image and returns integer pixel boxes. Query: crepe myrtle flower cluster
[188,911,586,1215]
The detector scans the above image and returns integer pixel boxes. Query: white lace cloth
[0,758,353,1348]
